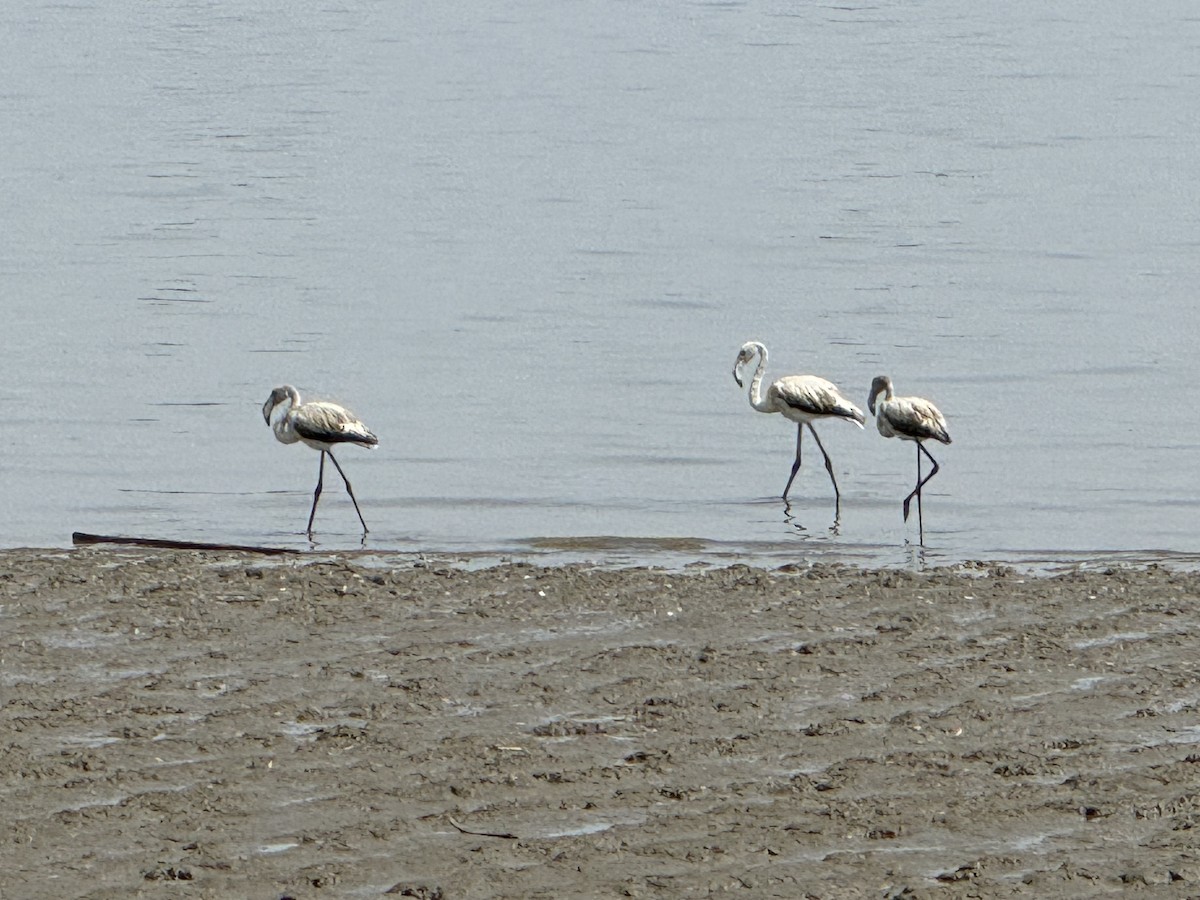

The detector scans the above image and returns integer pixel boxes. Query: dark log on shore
[71,532,298,556]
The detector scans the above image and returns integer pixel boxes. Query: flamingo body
[762,374,866,428]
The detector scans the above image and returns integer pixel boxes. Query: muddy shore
[3,549,1200,898]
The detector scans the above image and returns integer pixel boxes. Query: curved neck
[747,344,772,412]
[870,379,894,413]
[270,396,300,443]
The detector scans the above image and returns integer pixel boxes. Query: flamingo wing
[883,396,950,444]
[294,402,379,446]
[772,376,865,424]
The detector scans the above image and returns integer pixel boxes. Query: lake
[4,0,1199,569]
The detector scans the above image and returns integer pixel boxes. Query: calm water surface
[3,1,1200,568]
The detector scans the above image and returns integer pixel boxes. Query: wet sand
[3,549,1200,898]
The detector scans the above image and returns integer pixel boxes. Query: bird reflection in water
[783,499,841,537]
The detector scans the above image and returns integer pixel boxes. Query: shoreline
[7,539,1200,576]
[4,550,1200,897]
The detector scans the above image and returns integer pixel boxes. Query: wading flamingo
[868,375,950,543]
[733,341,865,509]
[262,385,378,536]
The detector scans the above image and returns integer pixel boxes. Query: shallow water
[4,1,1199,567]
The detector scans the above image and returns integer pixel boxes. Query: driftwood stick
[447,816,518,840]
[71,532,298,556]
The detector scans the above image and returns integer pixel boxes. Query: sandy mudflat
[3,550,1200,899]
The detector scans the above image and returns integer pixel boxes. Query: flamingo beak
[263,393,281,425]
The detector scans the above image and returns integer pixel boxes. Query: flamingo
[262,385,378,536]
[868,375,950,543]
[732,341,865,508]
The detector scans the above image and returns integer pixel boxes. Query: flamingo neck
[270,397,301,444]
[869,378,894,419]
[747,345,773,412]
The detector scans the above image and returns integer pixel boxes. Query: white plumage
[733,341,865,506]
[262,385,378,536]
[868,375,950,542]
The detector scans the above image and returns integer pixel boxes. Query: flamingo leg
[782,424,804,499]
[307,451,326,535]
[915,442,923,543]
[806,424,841,509]
[326,450,370,534]
[902,442,941,543]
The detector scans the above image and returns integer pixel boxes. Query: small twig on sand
[447,816,518,840]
